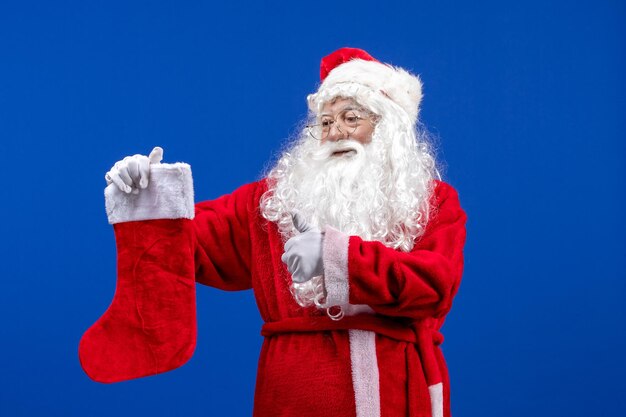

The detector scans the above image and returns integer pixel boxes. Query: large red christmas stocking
[79,163,196,383]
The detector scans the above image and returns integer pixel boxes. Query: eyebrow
[319,105,363,117]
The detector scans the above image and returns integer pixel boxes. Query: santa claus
[79,47,467,417]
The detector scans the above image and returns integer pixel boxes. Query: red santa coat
[190,177,466,417]
[99,164,466,417]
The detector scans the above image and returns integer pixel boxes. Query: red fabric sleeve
[192,182,258,291]
[347,181,467,319]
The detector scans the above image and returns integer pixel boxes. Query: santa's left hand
[281,213,324,283]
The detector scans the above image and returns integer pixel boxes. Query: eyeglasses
[306,108,373,140]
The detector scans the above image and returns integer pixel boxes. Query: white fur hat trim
[307,59,423,125]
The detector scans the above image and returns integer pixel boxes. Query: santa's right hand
[105,147,163,194]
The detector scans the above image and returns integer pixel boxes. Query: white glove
[281,213,324,283]
[105,147,163,194]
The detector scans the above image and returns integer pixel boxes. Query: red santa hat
[307,47,424,125]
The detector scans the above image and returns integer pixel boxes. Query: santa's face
[261,93,437,252]
[318,98,376,146]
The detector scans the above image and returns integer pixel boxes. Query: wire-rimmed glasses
[306,108,373,140]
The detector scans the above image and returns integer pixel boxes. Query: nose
[324,122,347,142]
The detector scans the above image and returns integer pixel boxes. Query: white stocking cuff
[105,163,194,224]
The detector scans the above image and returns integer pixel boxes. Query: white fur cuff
[105,163,194,224]
[321,226,350,307]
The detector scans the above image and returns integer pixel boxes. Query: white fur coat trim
[429,382,444,417]
[349,329,381,417]
[105,163,194,224]
[321,226,350,307]
[319,227,382,416]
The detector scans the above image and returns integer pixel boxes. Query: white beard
[261,117,437,252]
[277,139,382,237]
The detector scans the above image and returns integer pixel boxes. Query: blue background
[1,1,624,416]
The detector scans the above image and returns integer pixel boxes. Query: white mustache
[309,140,365,161]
